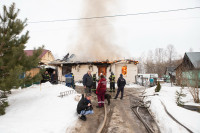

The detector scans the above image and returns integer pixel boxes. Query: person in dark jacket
[114,74,126,100]
[109,72,115,92]
[83,70,93,93]
[77,93,94,121]
[41,71,51,83]
[92,74,97,93]
[71,73,75,89]
[51,71,58,84]
[96,75,107,108]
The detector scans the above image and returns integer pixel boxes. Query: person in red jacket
[96,75,107,108]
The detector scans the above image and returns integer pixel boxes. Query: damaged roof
[49,59,139,65]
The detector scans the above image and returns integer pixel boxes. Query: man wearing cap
[83,70,93,93]
[114,74,126,100]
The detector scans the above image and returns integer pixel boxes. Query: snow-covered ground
[144,83,200,133]
[0,82,78,133]
[1,82,199,133]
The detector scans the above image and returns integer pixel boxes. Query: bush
[0,101,9,115]
[176,88,186,106]
[155,81,161,92]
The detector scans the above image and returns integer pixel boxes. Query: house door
[98,66,107,76]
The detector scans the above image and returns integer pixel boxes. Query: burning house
[48,0,139,82]
[49,56,139,83]
[49,55,138,83]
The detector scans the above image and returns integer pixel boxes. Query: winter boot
[80,115,86,121]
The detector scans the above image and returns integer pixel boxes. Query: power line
[28,6,200,24]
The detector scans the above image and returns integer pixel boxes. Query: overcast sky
[1,0,200,59]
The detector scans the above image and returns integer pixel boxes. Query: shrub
[155,81,161,92]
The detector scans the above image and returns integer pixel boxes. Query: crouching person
[77,93,94,121]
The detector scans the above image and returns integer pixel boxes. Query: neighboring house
[164,67,176,83]
[49,59,139,83]
[24,49,55,77]
[175,52,200,87]
[24,49,55,65]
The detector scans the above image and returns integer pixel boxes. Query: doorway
[98,66,107,76]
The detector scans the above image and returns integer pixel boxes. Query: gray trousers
[85,87,92,93]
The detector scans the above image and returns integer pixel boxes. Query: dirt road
[66,86,159,133]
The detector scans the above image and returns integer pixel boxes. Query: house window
[62,66,72,75]
[122,66,127,76]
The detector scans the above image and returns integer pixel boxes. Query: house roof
[49,59,139,65]
[24,49,49,59]
[186,52,200,69]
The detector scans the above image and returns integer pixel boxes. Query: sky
[1,0,200,59]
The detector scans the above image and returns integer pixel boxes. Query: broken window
[122,66,127,76]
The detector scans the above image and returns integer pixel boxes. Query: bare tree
[137,54,146,74]
[166,44,177,65]
[145,50,155,73]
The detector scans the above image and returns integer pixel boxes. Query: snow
[75,82,83,87]
[0,82,79,133]
[1,81,200,133]
[143,83,200,133]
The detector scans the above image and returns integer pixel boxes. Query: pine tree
[0,3,43,115]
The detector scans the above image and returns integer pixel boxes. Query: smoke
[69,0,129,61]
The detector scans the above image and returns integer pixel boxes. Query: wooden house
[175,52,200,87]
[24,49,55,77]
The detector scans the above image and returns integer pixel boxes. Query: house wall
[41,51,55,65]
[57,66,66,82]
[57,63,138,83]
[26,68,40,77]
[114,63,138,83]
[72,65,98,82]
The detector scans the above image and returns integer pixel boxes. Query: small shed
[175,52,200,87]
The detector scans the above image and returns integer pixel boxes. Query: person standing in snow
[71,72,75,89]
[96,75,107,108]
[51,71,58,84]
[77,93,94,121]
[114,74,126,100]
[41,71,51,83]
[83,70,93,94]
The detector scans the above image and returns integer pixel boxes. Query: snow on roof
[186,52,200,69]
[24,49,50,59]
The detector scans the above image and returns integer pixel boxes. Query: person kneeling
[77,93,94,121]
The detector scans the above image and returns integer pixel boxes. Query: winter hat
[120,74,123,77]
